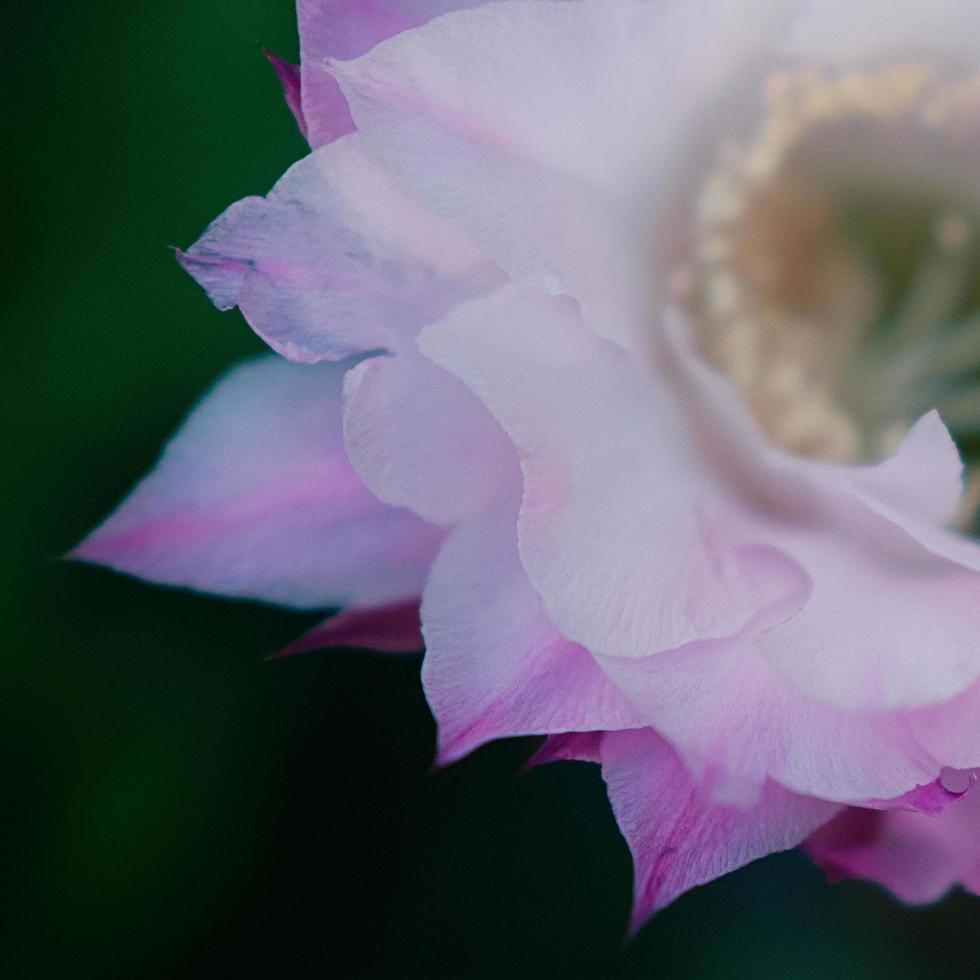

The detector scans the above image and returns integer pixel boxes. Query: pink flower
[77,1,980,930]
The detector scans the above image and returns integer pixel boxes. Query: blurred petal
[806,787,980,904]
[74,356,441,609]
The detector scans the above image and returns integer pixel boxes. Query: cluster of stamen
[676,64,980,492]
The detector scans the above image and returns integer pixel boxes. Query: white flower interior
[681,64,980,495]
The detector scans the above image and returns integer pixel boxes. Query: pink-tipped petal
[526,732,606,769]
[601,729,840,931]
[276,600,423,657]
[264,50,308,138]
[806,786,980,904]
[593,629,944,809]
[420,509,646,766]
[74,355,442,609]
[179,135,500,364]
[297,0,484,148]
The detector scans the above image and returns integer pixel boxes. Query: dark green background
[7,3,979,977]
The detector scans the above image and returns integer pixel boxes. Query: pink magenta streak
[76,473,378,558]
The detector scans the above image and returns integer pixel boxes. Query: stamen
[681,64,980,465]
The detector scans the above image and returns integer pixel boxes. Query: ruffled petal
[595,635,942,807]
[179,134,501,363]
[419,285,801,659]
[601,729,840,931]
[668,316,980,711]
[74,356,441,609]
[805,787,980,904]
[421,509,646,765]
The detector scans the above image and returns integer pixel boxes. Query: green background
[7,3,979,977]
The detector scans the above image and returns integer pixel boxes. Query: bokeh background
[8,3,980,977]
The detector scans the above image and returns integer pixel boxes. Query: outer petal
[276,601,423,657]
[297,0,485,148]
[74,356,441,609]
[601,729,840,931]
[420,509,646,765]
[179,134,501,363]
[805,787,980,904]
[526,731,605,768]
[264,51,308,138]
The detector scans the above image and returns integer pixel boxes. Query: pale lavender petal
[275,600,423,657]
[420,509,646,765]
[342,349,520,526]
[74,356,442,609]
[601,729,840,931]
[179,134,500,363]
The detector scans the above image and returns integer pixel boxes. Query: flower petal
[785,0,980,68]
[600,729,840,930]
[595,633,942,807]
[342,348,520,526]
[334,0,790,353]
[179,134,501,363]
[276,600,423,657]
[264,50,308,138]
[421,509,646,765]
[296,0,485,148]
[74,355,441,609]
[419,285,792,658]
[805,788,980,904]
[526,731,605,768]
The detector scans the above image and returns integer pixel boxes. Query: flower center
[679,64,980,489]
